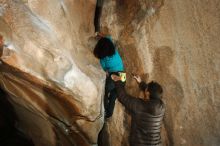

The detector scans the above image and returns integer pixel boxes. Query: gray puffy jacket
[115,82,165,146]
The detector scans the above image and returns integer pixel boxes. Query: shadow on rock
[152,46,184,146]
[97,122,110,146]
[0,88,34,146]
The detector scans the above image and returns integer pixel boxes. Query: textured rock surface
[0,0,105,146]
[0,0,220,146]
[100,0,220,146]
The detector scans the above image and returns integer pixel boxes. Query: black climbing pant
[104,72,118,118]
[94,0,104,32]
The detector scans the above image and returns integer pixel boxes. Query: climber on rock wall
[94,0,104,35]
[111,74,165,146]
[93,33,125,119]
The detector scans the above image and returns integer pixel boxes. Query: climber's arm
[139,81,148,92]
[115,81,140,113]
[100,59,107,71]
[133,74,148,92]
[96,32,113,41]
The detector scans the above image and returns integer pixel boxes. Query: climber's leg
[105,88,117,118]
[94,0,104,33]
[104,74,115,118]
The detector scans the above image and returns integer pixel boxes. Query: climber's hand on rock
[133,74,142,83]
[95,32,104,39]
[111,74,121,82]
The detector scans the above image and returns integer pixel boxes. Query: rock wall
[0,0,105,146]
[147,1,220,145]
[100,0,220,146]
[0,0,220,146]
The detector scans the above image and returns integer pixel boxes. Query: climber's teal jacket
[100,36,124,72]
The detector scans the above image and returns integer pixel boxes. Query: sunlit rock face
[0,0,105,146]
[100,0,220,146]
[0,0,220,146]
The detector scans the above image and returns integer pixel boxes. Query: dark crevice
[94,0,104,32]
[97,122,110,146]
[0,88,35,146]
